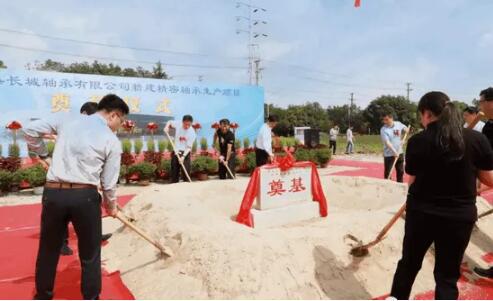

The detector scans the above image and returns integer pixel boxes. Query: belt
[45,182,97,189]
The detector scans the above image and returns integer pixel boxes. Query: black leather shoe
[60,243,73,256]
[473,266,493,278]
[101,233,112,242]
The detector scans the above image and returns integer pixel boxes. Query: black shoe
[101,233,112,241]
[60,244,73,256]
[473,267,493,279]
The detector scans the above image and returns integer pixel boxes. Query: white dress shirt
[23,113,122,205]
[255,123,273,156]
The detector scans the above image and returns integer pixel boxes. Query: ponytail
[418,92,465,161]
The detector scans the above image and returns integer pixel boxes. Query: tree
[451,100,469,113]
[33,59,169,79]
[363,95,418,133]
[0,60,6,69]
[327,104,368,133]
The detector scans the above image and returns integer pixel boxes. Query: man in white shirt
[380,112,409,183]
[329,125,339,155]
[23,94,128,300]
[255,115,279,167]
[164,115,197,183]
[345,126,354,154]
[463,106,485,133]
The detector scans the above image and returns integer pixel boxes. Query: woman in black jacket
[390,91,493,300]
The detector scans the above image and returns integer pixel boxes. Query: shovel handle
[222,161,236,179]
[165,130,192,183]
[375,203,407,242]
[116,212,173,257]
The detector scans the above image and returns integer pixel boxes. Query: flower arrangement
[6,121,22,145]
[147,122,158,137]
[211,122,220,130]
[192,123,202,130]
[122,120,136,134]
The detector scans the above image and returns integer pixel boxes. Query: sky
[0,0,492,108]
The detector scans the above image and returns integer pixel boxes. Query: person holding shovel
[474,87,493,279]
[213,119,236,179]
[23,94,129,300]
[380,112,409,183]
[255,115,278,167]
[58,101,112,256]
[389,91,493,300]
[164,115,196,183]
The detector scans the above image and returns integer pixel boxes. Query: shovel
[165,130,192,183]
[115,211,173,257]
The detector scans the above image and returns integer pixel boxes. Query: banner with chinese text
[0,69,264,156]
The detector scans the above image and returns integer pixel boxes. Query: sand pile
[102,175,493,299]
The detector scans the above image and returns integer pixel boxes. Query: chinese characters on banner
[0,74,241,97]
[257,166,312,210]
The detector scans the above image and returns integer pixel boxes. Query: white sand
[2,165,491,299]
[101,175,493,299]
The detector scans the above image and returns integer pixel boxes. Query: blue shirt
[380,121,407,157]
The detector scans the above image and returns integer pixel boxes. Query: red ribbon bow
[6,121,22,130]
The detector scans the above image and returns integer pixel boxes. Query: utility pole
[348,93,354,128]
[236,1,268,85]
[406,82,413,101]
[254,59,263,86]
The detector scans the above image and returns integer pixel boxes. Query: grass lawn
[320,132,383,155]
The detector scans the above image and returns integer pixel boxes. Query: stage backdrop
[0,69,264,156]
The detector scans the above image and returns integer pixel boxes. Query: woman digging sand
[389,91,493,300]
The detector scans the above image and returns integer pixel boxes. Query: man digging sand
[23,94,129,300]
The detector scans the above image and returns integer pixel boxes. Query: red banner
[235,161,328,227]
[355,0,361,7]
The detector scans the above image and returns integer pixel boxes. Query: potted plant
[294,148,314,163]
[134,139,144,155]
[122,120,136,136]
[156,159,171,180]
[314,148,331,167]
[121,139,135,166]
[4,144,21,173]
[127,162,156,186]
[0,170,13,195]
[15,168,31,190]
[166,139,174,153]
[144,138,161,165]
[158,140,168,153]
[243,152,257,174]
[26,165,47,195]
[192,156,217,181]
[200,137,208,156]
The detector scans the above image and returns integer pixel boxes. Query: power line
[295,75,403,91]
[0,27,247,60]
[0,43,247,70]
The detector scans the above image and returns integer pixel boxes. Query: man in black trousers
[164,115,196,183]
[24,94,128,300]
[255,115,278,167]
[213,119,236,179]
[60,101,112,256]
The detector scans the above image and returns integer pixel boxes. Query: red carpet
[0,195,135,300]
[329,159,493,300]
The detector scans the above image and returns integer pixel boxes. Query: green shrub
[134,139,143,154]
[192,156,217,173]
[166,139,174,152]
[294,148,314,162]
[0,170,13,192]
[235,139,241,150]
[8,144,20,158]
[158,140,167,153]
[26,165,47,187]
[121,139,132,154]
[157,159,171,174]
[146,138,156,152]
[214,140,220,151]
[200,137,208,151]
[314,148,331,166]
[127,162,157,180]
[0,144,2,157]
[244,152,257,173]
[243,137,251,149]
